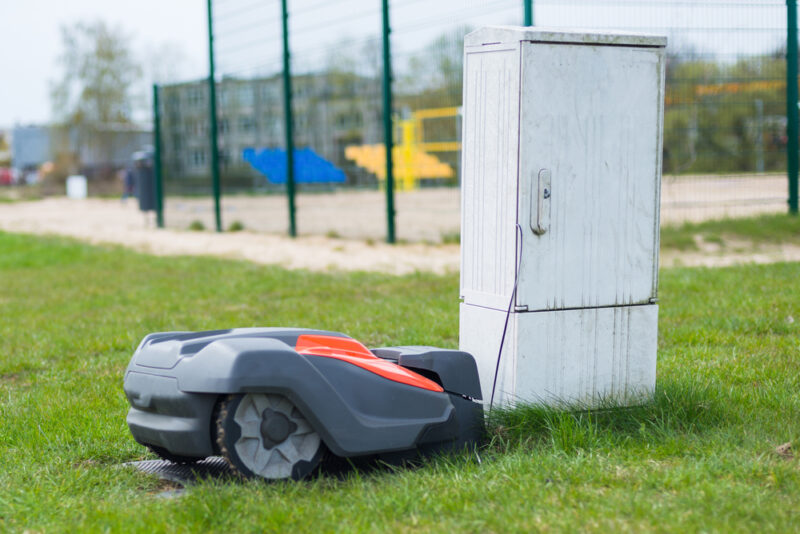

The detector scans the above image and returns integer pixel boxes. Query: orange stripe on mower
[295,334,443,392]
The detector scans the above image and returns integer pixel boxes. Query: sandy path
[660,173,788,223]
[1,176,799,273]
[166,188,461,242]
[161,174,789,241]
[0,198,459,275]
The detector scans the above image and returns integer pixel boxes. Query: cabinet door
[460,42,522,310]
[516,42,664,311]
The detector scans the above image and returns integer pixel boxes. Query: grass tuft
[440,231,460,245]
[1,230,800,531]
[486,379,725,455]
[227,220,245,232]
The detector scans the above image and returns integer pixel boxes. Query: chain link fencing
[156,0,794,240]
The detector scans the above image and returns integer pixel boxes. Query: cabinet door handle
[531,168,551,235]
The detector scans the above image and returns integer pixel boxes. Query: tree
[143,41,190,86]
[397,25,473,109]
[0,132,11,167]
[663,52,787,175]
[50,20,142,174]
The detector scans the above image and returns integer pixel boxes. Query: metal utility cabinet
[459,26,666,407]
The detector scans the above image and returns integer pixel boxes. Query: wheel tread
[215,394,249,479]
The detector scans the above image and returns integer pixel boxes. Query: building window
[238,116,255,133]
[190,149,207,168]
[335,112,362,129]
[260,83,279,102]
[187,87,203,108]
[238,86,254,107]
[183,120,208,137]
[269,120,281,137]
[166,94,180,113]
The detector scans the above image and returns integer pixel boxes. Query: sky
[0,0,207,128]
[0,0,788,129]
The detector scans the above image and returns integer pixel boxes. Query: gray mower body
[124,328,484,467]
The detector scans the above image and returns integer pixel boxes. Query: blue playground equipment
[242,147,346,184]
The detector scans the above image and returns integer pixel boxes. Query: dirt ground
[659,240,800,268]
[0,175,798,273]
[165,188,462,243]
[659,173,788,223]
[0,198,460,274]
[163,173,789,240]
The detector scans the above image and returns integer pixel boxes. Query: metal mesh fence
[537,0,789,223]
[389,1,522,242]
[156,0,793,239]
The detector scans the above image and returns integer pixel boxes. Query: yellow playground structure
[345,107,461,191]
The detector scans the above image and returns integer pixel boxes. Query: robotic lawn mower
[123,328,484,480]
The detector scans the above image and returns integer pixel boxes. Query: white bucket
[66,175,87,199]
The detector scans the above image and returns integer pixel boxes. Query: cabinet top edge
[465,26,667,48]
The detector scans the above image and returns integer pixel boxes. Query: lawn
[1,230,799,532]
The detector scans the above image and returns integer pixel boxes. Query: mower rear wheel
[215,393,324,480]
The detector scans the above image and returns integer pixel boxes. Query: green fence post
[382,0,396,244]
[789,0,799,215]
[152,84,164,228]
[206,0,223,232]
[524,0,533,26]
[281,0,297,237]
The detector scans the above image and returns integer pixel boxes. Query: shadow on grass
[144,380,730,488]
[485,378,730,454]
[288,379,730,482]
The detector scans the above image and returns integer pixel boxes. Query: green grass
[0,186,43,203]
[661,213,800,251]
[188,220,206,231]
[227,220,245,232]
[1,232,799,532]
[440,231,460,245]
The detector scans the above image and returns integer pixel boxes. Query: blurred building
[10,125,51,171]
[10,123,151,178]
[159,72,382,187]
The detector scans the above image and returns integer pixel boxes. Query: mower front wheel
[215,393,325,480]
